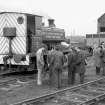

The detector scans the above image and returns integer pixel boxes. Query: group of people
[36,45,87,88]
[35,41,105,89]
[93,42,105,76]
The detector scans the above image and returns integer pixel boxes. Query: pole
[8,37,12,71]
[99,34,100,45]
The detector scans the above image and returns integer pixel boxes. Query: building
[86,13,105,46]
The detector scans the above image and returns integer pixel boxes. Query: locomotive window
[17,17,24,24]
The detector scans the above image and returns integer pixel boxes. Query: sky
[0,0,105,36]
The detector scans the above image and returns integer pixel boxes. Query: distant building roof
[98,13,105,22]
[66,36,85,43]
[70,41,79,44]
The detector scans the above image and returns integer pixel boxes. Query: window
[17,17,24,24]
[100,27,105,32]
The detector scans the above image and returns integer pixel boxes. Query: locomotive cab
[0,12,43,72]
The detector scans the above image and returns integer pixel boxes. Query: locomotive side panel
[0,13,26,37]
[5,13,26,37]
[0,13,29,65]
[5,13,27,54]
[12,36,26,54]
[0,37,9,54]
[0,14,9,55]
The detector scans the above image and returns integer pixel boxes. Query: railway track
[11,77,105,105]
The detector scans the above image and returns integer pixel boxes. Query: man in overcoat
[68,47,86,84]
[74,47,86,84]
[47,47,65,88]
[67,48,76,84]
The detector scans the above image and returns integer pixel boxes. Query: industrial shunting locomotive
[0,11,65,73]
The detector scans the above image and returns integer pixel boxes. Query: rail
[12,77,105,105]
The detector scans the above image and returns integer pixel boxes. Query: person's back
[75,49,86,83]
[68,50,76,68]
[52,50,64,68]
[67,49,78,84]
[75,50,86,73]
[48,49,65,88]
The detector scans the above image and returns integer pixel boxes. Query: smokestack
[48,19,55,27]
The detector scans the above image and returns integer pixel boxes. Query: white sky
[0,0,105,36]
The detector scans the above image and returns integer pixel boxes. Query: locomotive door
[27,15,35,35]
[27,15,35,53]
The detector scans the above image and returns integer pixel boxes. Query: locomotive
[0,11,65,73]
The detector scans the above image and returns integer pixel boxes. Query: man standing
[47,47,65,88]
[93,46,102,75]
[36,47,45,85]
[67,48,76,85]
[68,47,86,84]
[75,48,86,84]
[100,46,105,75]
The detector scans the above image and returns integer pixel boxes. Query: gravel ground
[0,56,103,105]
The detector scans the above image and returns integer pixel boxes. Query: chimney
[48,19,55,27]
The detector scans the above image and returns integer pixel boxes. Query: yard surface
[0,56,103,105]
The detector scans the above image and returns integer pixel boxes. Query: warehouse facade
[86,13,105,46]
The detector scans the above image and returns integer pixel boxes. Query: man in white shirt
[36,47,45,85]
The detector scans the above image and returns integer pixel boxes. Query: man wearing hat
[74,47,86,83]
[67,47,77,84]
[68,47,86,84]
